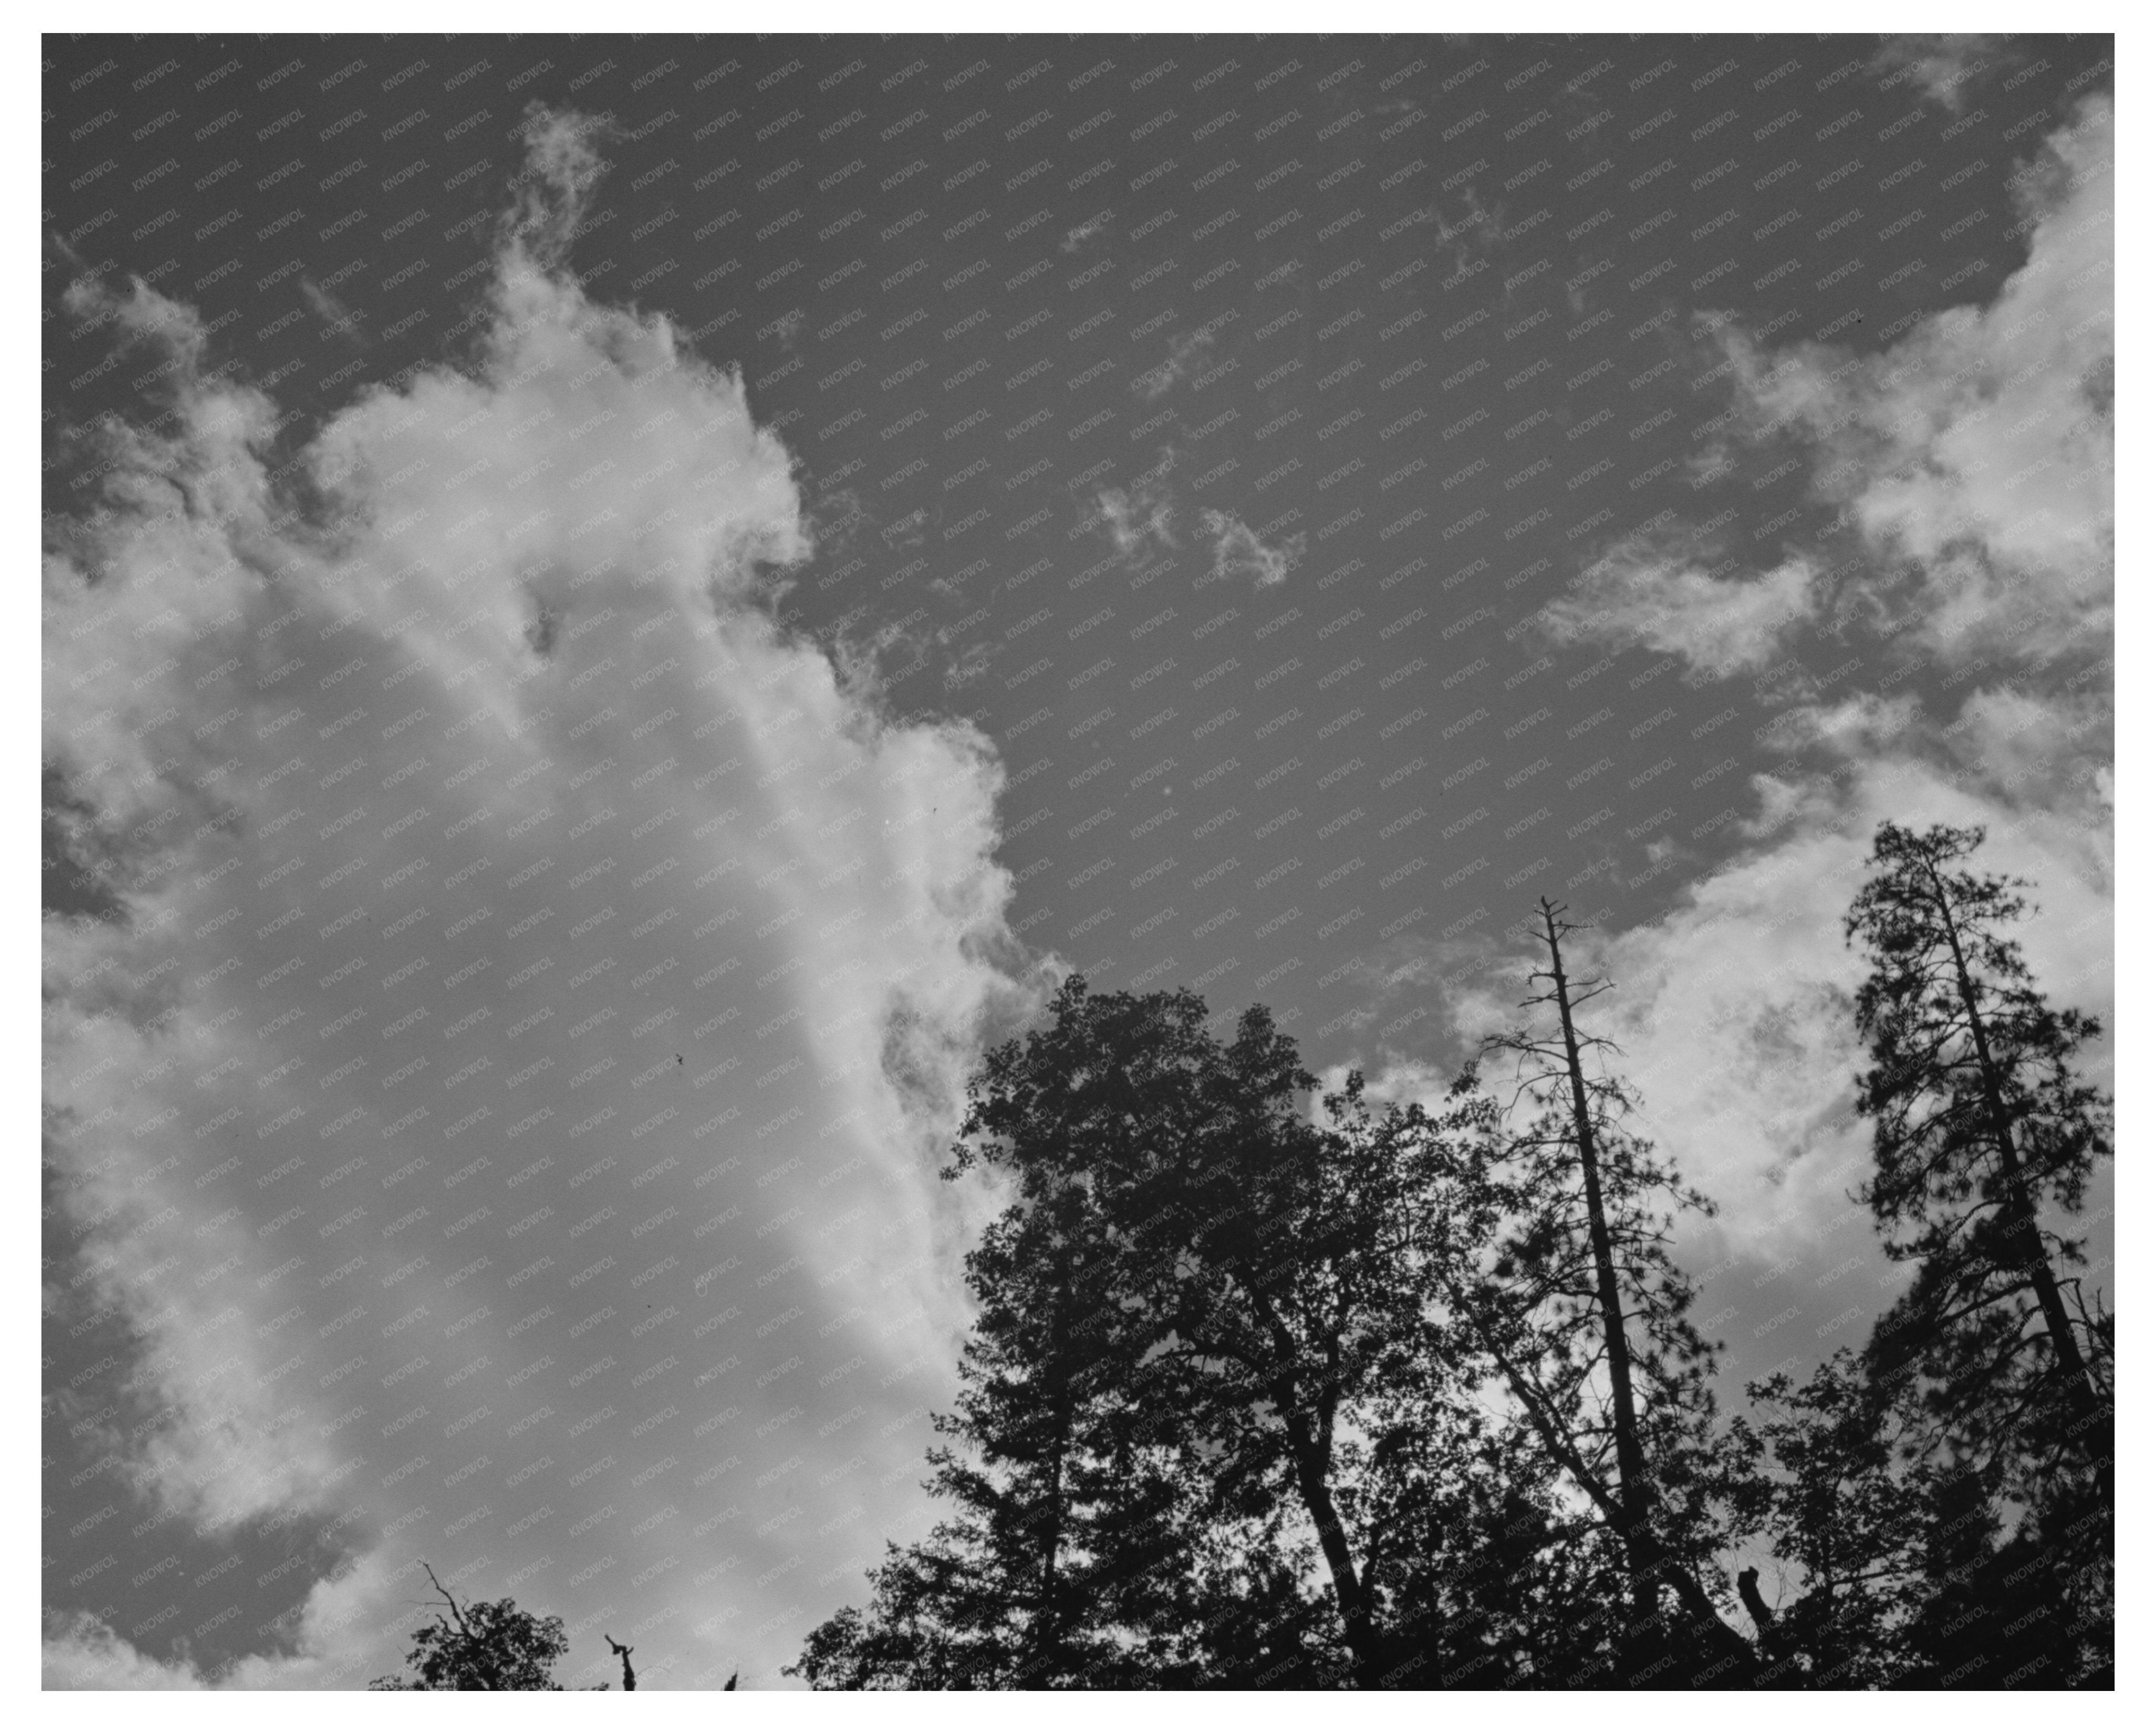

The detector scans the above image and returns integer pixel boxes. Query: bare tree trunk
[1537,902,1658,1630]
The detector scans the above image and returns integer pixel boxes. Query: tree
[369,1564,580,1690]
[1842,821,2113,1683]
[1725,1350,1932,1687]
[1845,823,2112,1464]
[786,1170,1204,1688]
[790,978,1498,1687]
[1440,902,1754,1683]
[931,979,1372,1680]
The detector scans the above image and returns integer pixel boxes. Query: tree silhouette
[1841,821,2113,1685]
[1726,1349,1931,1687]
[1440,902,1753,1683]
[791,978,1498,1686]
[1845,822,2112,1475]
[782,839,2118,1692]
[369,1564,580,1690]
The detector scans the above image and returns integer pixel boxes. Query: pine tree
[785,1175,1194,1688]
[1842,821,2113,1684]
[1845,822,2112,1470]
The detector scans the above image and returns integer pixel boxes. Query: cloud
[1087,478,1178,558]
[1435,188,1500,289]
[1600,751,2109,1217]
[44,1612,207,1689]
[1713,96,2113,668]
[42,1553,406,1689]
[1133,330,1214,401]
[43,109,1042,1686]
[503,102,612,263]
[1539,551,1821,680]
[1060,212,1110,254]
[1869,34,2009,112]
[1198,509,1303,588]
[300,280,364,346]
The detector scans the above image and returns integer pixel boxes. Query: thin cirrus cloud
[41,109,1045,1688]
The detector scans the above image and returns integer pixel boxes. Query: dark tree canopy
[789,841,2112,1691]
[369,1565,577,1691]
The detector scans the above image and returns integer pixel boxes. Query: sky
[40,28,2112,1690]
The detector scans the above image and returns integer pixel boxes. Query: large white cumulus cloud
[44,114,1040,1687]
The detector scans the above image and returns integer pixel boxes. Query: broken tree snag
[604,1634,637,1691]
[1737,1568,1774,1632]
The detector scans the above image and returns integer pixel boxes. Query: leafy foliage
[369,1566,578,1691]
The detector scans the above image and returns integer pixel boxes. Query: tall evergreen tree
[785,1169,1194,1688]
[1842,821,2113,1685]
[1844,822,2113,1472]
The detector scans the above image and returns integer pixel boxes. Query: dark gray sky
[41,31,2112,1689]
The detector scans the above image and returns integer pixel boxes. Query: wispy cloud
[1869,34,2010,112]
[1087,478,1178,558]
[502,102,612,263]
[1539,552,1822,682]
[1133,330,1214,402]
[1548,97,2112,691]
[1060,212,1111,254]
[1198,510,1302,589]
[299,280,364,345]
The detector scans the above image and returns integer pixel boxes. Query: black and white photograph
[37,15,2118,1693]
